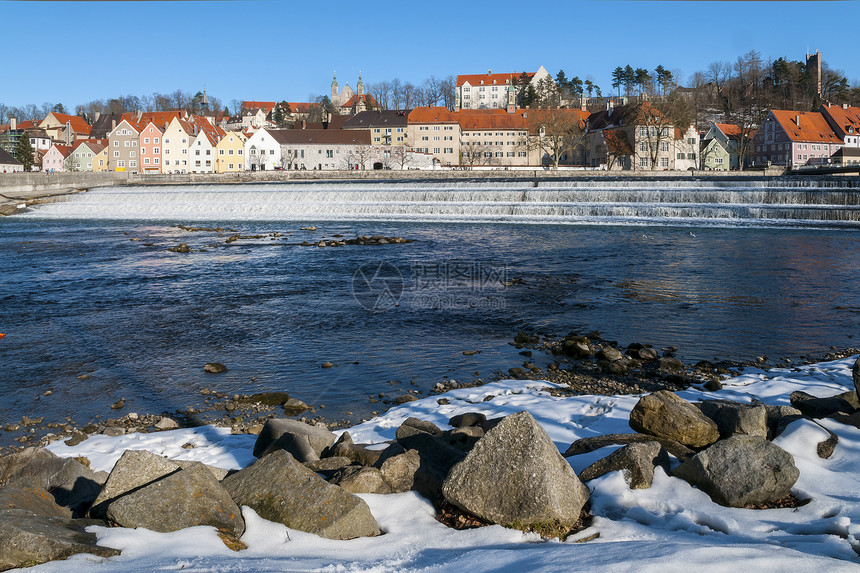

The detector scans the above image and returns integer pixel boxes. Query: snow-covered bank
[31,356,860,572]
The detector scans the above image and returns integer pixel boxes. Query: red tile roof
[453,109,530,131]
[770,110,841,144]
[408,107,457,124]
[457,71,535,87]
[287,102,315,114]
[715,123,742,137]
[341,94,378,109]
[243,101,276,113]
[820,104,860,135]
[48,112,91,134]
[51,144,74,159]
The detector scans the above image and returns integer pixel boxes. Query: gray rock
[106,463,244,537]
[672,435,799,507]
[597,346,623,362]
[304,457,354,475]
[443,426,485,452]
[154,417,179,430]
[0,477,71,519]
[203,362,226,373]
[0,448,100,516]
[564,433,694,462]
[253,418,335,459]
[329,466,392,494]
[764,405,803,439]
[379,450,421,493]
[789,391,855,419]
[397,431,465,503]
[836,389,860,411]
[442,411,589,528]
[698,400,768,439]
[563,337,591,359]
[175,460,229,481]
[400,417,442,436]
[629,391,720,448]
[325,432,383,467]
[854,357,860,402]
[449,412,487,428]
[89,450,180,519]
[283,398,309,415]
[0,512,119,571]
[222,450,380,540]
[266,432,320,463]
[579,442,667,489]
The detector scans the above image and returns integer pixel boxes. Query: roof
[50,144,74,158]
[715,123,742,138]
[0,147,21,166]
[453,109,530,131]
[46,112,91,134]
[262,129,371,146]
[71,138,107,153]
[819,104,860,137]
[408,107,457,124]
[770,110,841,144]
[587,101,665,131]
[122,111,183,128]
[340,94,378,109]
[342,110,410,129]
[243,101,276,113]
[457,71,535,87]
[286,102,315,114]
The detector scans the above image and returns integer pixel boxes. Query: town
[1,51,859,175]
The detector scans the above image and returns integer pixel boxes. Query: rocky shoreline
[2,356,859,570]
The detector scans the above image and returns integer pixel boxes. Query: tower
[506,84,517,113]
[357,72,364,96]
[806,51,822,99]
[331,72,339,101]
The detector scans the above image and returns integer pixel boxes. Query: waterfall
[18,179,860,228]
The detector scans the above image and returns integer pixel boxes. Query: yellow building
[92,146,109,172]
[215,131,247,173]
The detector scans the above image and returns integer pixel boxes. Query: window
[219,149,224,155]
[144,138,150,144]
[640,142,648,151]
[130,151,136,158]
[433,147,440,153]
[113,141,119,147]
[639,157,649,167]
[124,141,130,147]
[660,142,669,152]
[129,160,136,168]
[141,147,147,155]
[154,147,160,154]
[113,151,119,158]
[154,138,159,144]
[660,157,668,167]
[715,157,724,164]
[326,150,333,158]
[117,160,125,167]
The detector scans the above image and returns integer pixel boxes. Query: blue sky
[2,0,858,111]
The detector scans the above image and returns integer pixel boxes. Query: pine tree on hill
[14,133,34,171]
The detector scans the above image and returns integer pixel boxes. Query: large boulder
[442,411,589,528]
[396,431,465,503]
[253,419,335,459]
[328,466,392,495]
[105,463,244,537]
[0,477,119,570]
[564,433,694,462]
[0,448,100,516]
[222,450,380,540]
[629,391,720,448]
[89,450,180,519]
[672,435,799,507]
[324,432,383,467]
[379,450,421,493]
[698,400,768,439]
[789,391,855,419]
[578,441,667,489]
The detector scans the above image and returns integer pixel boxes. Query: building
[330,73,377,115]
[454,109,535,167]
[138,122,164,173]
[215,131,246,173]
[161,118,197,173]
[454,66,551,111]
[107,119,142,173]
[700,123,743,170]
[247,128,372,170]
[343,110,409,146]
[751,110,842,168]
[66,139,107,172]
[92,146,109,172]
[189,131,218,173]
[0,147,23,172]
[407,107,461,167]
[39,112,91,143]
[585,101,698,171]
[42,144,73,172]
[818,103,860,148]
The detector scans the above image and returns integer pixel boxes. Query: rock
[672,435,799,507]
[0,476,72,519]
[106,463,244,537]
[204,362,227,374]
[395,394,418,404]
[396,432,465,503]
[253,419,335,459]
[764,405,803,439]
[854,357,860,401]
[399,417,443,436]
[304,457,354,476]
[0,510,119,571]
[324,432,382,467]
[89,450,180,519]
[698,400,768,439]
[658,357,684,373]
[102,427,125,437]
[175,461,229,481]
[578,441,667,489]
[379,450,421,493]
[283,398,309,415]
[0,448,101,516]
[703,379,722,392]
[789,391,855,419]
[154,417,179,430]
[442,411,589,529]
[444,427,485,452]
[564,433,694,462]
[169,243,190,253]
[597,346,623,362]
[222,450,380,540]
[321,362,334,369]
[817,429,839,459]
[563,337,591,359]
[835,389,860,411]
[507,367,528,379]
[237,392,291,406]
[329,466,392,494]
[449,412,487,428]
[629,391,720,448]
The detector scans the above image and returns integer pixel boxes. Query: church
[331,73,377,115]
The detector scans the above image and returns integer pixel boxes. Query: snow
[26,356,860,571]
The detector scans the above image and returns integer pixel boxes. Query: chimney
[94,112,101,123]
[10,117,16,130]
[795,115,801,127]
[136,110,142,121]
[844,103,849,110]
[111,119,116,131]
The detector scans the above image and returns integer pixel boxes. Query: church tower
[331,73,339,101]
[357,72,365,96]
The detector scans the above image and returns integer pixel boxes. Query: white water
[19,180,860,227]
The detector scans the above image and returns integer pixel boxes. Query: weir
[15,179,860,227]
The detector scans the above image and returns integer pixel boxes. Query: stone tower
[357,72,364,96]
[331,72,339,101]
[806,51,822,98]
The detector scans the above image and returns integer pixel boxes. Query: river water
[0,179,858,438]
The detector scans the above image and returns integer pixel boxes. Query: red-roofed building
[452,109,535,166]
[819,103,860,148]
[66,139,107,172]
[751,110,842,168]
[42,143,73,172]
[107,119,143,173]
[408,107,460,167]
[455,66,550,111]
[242,101,276,114]
[139,122,164,173]
[39,112,91,143]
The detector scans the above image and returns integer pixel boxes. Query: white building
[455,66,551,111]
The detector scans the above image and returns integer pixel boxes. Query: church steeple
[357,71,364,96]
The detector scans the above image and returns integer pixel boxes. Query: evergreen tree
[611,67,624,97]
[14,133,34,171]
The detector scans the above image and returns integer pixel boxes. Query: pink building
[139,122,164,173]
[42,144,72,172]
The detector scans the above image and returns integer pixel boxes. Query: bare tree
[423,76,443,107]
[635,97,693,170]
[459,139,498,168]
[390,145,411,170]
[344,145,373,170]
[369,81,391,110]
[441,75,456,110]
[527,108,588,169]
